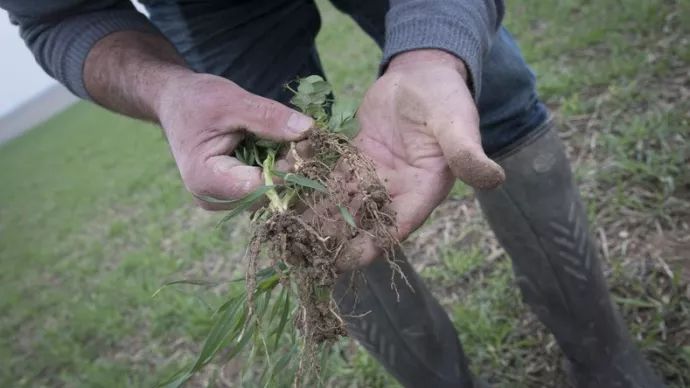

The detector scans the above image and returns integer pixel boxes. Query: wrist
[387,49,469,81]
[151,66,199,120]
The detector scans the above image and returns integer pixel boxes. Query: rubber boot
[473,119,667,388]
[334,247,490,388]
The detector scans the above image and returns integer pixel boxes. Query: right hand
[155,73,314,210]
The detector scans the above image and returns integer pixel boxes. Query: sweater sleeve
[382,0,505,100]
[0,0,164,100]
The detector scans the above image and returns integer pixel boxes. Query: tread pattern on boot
[548,202,593,282]
[335,250,483,387]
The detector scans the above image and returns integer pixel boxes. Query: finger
[430,97,506,190]
[337,233,382,271]
[186,155,265,211]
[334,171,450,271]
[238,93,315,141]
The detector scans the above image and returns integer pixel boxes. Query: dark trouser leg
[334,248,486,387]
[146,1,483,386]
[474,29,667,388]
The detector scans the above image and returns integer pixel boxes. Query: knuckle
[244,96,283,129]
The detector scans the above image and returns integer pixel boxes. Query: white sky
[0,3,149,117]
[0,11,56,117]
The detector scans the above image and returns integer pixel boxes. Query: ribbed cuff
[53,9,163,101]
[381,1,494,101]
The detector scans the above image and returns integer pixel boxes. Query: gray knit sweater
[0,0,504,101]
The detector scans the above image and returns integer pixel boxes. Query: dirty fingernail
[287,112,314,135]
[449,150,506,190]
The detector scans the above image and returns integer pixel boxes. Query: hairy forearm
[83,31,193,123]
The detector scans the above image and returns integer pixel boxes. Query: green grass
[1,0,689,387]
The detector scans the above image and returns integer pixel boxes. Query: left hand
[341,49,506,269]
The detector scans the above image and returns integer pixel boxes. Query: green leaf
[305,105,328,121]
[204,370,220,388]
[289,93,313,112]
[256,288,274,321]
[272,345,299,381]
[304,75,325,84]
[310,80,331,96]
[151,279,223,299]
[257,273,281,292]
[235,147,247,164]
[253,141,262,167]
[250,208,266,223]
[157,367,192,388]
[158,373,192,388]
[230,263,288,283]
[213,295,241,319]
[337,118,360,139]
[195,184,271,205]
[338,205,357,228]
[273,290,292,351]
[292,75,332,112]
[215,185,275,225]
[188,294,247,375]
[255,139,280,149]
[272,170,328,193]
[269,286,287,324]
[328,99,358,132]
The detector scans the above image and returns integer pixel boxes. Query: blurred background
[1,1,688,387]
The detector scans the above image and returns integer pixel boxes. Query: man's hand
[343,49,505,269]
[155,73,315,210]
[82,32,315,210]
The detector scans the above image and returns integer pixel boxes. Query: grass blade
[338,205,357,228]
[273,290,291,351]
[189,294,247,375]
[257,273,281,292]
[196,184,273,206]
[269,286,288,323]
[157,368,191,388]
[232,263,288,283]
[271,345,299,384]
[272,170,328,193]
[151,279,223,299]
[215,185,275,226]
[213,294,241,320]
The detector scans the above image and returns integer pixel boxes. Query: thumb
[431,104,505,190]
[239,93,315,141]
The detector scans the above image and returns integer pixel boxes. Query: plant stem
[263,151,287,213]
[280,189,298,209]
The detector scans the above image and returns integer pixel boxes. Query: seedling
[157,76,406,387]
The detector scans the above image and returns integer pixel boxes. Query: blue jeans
[145,0,548,157]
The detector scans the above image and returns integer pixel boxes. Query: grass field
[1,0,689,387]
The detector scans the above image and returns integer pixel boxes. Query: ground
[0,0,688,387]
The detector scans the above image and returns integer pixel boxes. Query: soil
[243,127,403,386]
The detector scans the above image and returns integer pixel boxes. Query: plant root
[244,128,409,385]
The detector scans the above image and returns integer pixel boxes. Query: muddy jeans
[144,0,548,156]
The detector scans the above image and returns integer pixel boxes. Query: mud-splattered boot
[473,119,667,388]
[334,247,491,388]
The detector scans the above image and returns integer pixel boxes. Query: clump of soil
[243,126,405,385]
